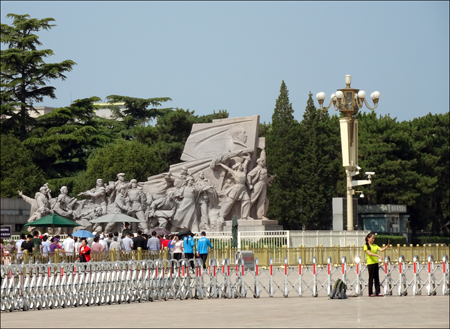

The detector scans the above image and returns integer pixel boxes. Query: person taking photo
[364,232,390,296]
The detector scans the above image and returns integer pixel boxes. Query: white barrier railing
[1,254,448,313]
[193,231,289,249]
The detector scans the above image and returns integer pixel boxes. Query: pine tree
[105,95,172,140]
[266,81,302,228]
[1,14,76,141]
[297,93,340,230]
[23,97,114,191]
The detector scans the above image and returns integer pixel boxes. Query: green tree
[357,112,442,234]
[410,112,449,234]
[104,95,172,140]
[266,81,302,229]
[1,134,45,197]
[23,97,115,191]
[297,93,341,230]
[1,14,76,141]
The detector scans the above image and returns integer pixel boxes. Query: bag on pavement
[329,279,348,299]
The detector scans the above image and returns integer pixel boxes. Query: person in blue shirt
[183,233,196,269]
[196,231,213,269]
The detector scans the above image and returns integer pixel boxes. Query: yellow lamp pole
[316,75,380,231]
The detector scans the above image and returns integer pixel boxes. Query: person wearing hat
[49,237,61,252]
[99,234,109,251]
[5,239,15,254]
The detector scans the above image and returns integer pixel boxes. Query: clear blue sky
[1,1,448,124]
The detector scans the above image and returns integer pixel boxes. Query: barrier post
[412,255,421,295]
[24,250,29,264]
[110,249,116,262]
[355,256,362,296]
[398,255,407,296]
[427,255,437,296]
[208,258,218,299]
[341,256,347,284]
[442,255,449,296]
[384,255,393,296]
[312,256,318,297]
[298,257,302,297]
[194,259,204,300]
[327,256,332,296]
[236,257,246,298]
[254,258,260,298]
[137,247,142,261]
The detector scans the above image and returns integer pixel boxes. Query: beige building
[7,103,127,120]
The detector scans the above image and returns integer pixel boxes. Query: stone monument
[20,115,282,233]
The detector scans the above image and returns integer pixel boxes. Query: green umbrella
[231,215,239,248]
[24,213,81,228]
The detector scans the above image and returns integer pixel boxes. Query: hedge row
[412,236,450,245]
[373,235,406,246]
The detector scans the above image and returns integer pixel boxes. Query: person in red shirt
[78,238,91,263]
[159,234,165,249]
[161,235,171,250]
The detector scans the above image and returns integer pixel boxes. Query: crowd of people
[0,226,214,268]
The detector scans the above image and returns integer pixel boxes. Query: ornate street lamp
[316,75,380,231]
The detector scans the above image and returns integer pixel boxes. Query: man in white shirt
[62,234,75,256]
[110,237,121,252]
[15,233,26,258]
[99,235,109,251]
[122,233,133,253]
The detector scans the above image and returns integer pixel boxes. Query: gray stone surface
[1,296,448,328]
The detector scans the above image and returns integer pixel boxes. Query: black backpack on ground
[329,279,348,299]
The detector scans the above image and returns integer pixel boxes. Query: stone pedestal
[223,218,283,232]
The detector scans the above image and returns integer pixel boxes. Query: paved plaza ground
[1,295,448,328]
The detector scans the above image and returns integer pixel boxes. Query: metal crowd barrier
[1,254,448,312]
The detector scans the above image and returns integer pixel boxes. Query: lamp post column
[346,169,354,231]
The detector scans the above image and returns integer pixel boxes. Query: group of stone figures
[19,116,275,234]
[20,149,274,235]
